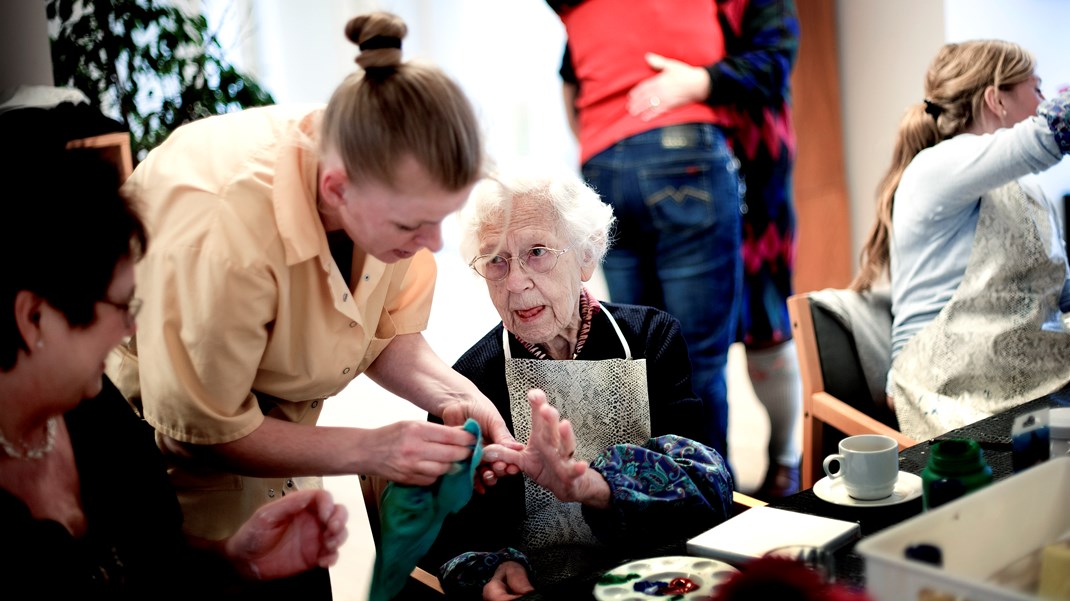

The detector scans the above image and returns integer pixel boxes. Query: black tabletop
[517,384,1070,600]
[771,386,1070,587]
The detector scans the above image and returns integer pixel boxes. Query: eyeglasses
[469,246,571,281]
[100,297,143,327]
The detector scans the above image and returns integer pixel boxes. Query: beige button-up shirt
[107,104,436,538]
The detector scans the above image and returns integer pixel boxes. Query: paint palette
[593,555,738,600]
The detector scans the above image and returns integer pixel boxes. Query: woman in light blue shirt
[852,40,1070,440]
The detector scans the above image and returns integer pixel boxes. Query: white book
[686,506,861,566]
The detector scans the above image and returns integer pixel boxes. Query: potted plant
[47,0,274,162]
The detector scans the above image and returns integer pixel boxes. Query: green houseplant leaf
[48,0,275,163]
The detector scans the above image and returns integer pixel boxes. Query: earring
[35,340,44,349]
[1002,109,1008,117]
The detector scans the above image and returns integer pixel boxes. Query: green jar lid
[928,438,988,475]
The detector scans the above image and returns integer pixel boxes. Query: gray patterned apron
[890,181,1070,441]
[503,308,649,579]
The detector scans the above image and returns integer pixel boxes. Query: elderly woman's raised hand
[482,389,611,508]
[223,489,348,580]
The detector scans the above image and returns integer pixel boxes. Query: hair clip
[923,99,943,119]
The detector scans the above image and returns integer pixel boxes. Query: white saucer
[593,555,739,601]
[813,471,923,507]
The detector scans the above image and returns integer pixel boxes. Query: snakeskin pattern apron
[890,181,1070,441]
[504,308,649,580]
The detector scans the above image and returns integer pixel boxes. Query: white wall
[0,1,53,100]
[217,0,575,168]
[836,0,946,263]
[943,0,1070,230]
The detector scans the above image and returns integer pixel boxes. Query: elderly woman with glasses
[416,165,735,600]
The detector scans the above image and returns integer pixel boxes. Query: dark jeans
[582,123,743,461]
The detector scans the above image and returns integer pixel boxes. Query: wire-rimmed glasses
[469,246,571,281]
[100,297,143,328]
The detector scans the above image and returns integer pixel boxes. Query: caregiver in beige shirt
[107,13,514,540]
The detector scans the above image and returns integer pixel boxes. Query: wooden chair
[359,474,445,596]
[787,290,916,489]
[65,131,133,181]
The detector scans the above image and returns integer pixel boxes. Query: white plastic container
[1050,408,1070,459]
[857,456,1070,601]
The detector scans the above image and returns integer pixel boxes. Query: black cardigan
[420,302,706,576]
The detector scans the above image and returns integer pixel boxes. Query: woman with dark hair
[0,138,348,599]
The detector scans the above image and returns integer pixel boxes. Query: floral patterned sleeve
[1039,88,1070,155]
[438,547,534,600]
[583,434,735,547]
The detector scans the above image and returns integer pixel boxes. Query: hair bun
[358,36,401,52]
[345,12,407,72]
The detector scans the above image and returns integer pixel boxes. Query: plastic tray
[856,457,1070,601]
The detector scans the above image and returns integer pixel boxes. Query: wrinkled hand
[225,489,348,581]
[627,52,711,121]
[442,400,521,491]
[366,420,480,486]
[483,560,534,601]
[482,389,609,506]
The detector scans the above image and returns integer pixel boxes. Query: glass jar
[921,438,993,511]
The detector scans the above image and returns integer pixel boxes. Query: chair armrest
[811,392,916,449]
[410,566,445,594]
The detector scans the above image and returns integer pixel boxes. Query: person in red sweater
[552,0,744,466]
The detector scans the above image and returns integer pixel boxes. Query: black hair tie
[359,36,402,52]
[923,99,943,119]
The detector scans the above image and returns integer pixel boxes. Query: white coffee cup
[822,434,899,500]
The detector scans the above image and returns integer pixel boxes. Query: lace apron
[503,308,649,583]
[890,181,1070,441]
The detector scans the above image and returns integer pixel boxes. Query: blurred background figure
[711,0,802,498]
[550,0,744,467]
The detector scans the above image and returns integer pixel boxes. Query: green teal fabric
[370,418,483,601]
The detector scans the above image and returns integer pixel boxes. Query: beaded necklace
[0,416,58,460]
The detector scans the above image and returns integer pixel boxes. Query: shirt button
[342,292,349,302]
[342,367,351,374]
[363,274,370,281]
[349,321,357,328]
[267,488,276,498]
[286,479,295,488]
[311,400,319,408]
